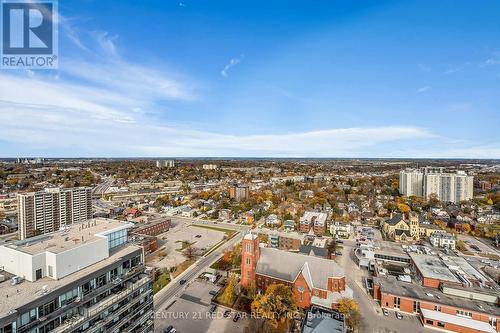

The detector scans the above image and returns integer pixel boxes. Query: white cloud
[221,56,243,77]
[481,51,500,67]
[416,86,431,93]
[93,31,118,57]
[1,70,498,157]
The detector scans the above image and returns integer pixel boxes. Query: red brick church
[241,233,352,309]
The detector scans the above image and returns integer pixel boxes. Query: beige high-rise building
[229,184,250,201]
[17,187,92,240]
[399,167,473,204]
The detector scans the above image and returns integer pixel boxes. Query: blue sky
[1,0,499,157]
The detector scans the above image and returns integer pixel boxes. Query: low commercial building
[133,219,171,237]
[373,276,499,333]
[410,253,493,289]
[0,218,154,333]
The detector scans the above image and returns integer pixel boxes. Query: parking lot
[154,280,248,333]
[457,234,500,257]
[147,218,226,269]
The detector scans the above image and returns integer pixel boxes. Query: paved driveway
[336,244,436,333]
[155,280,247,333]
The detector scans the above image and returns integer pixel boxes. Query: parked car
[223,310,231,318]
[383,309,389,316]
[209,304,217,313]
[396,312,403,320]
[209,290,218,296]
[233,313,241,322]
[164,326,176,333]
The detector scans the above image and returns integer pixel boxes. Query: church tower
[409,212,420,241]
[240,232,260,287]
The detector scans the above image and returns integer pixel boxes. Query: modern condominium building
[399,168,473,204]
[0,218,154,333]
[17,187,92,240]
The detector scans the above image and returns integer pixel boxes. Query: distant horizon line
[2,157,499,161]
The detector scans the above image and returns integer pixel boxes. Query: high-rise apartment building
[18,187,92,240]
[229,184,249,202]
[202,164,218,170]
[399,169,424,197]
[0,218,154,333]
[399,168,473,204]
[156,160,175,168]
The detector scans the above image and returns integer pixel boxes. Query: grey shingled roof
[255,247,344,290]
[384,213,403,225]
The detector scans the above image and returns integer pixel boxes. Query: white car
[383,309,389,316]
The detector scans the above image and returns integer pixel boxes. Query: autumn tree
[251,283,298,332]
[397,203,411,214]
[461,223,471,234]
[338,298,362,332]
[182,245,196,260]
[220,273,238,305]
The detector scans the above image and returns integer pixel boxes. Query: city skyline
[1,0,500,158]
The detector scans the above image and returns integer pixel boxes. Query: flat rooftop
[0,244,142,319]
[410,253,460,283]
[374,276,500,317]
[4,219,132,255]
[301,211,327,224]
[376,241,409,257]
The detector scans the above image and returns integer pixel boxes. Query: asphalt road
[153,218,249,312]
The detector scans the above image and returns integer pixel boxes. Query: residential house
[330,222,351,239]
[283,219,296,232]
[266,214,280,227]
[429,232,456,250]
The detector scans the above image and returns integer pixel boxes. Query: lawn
[171,259,196,279]
[190,224,236,237]
[175,240,195,252]
[153,272,171,294]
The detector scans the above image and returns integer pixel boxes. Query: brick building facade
[241,233,352,310]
